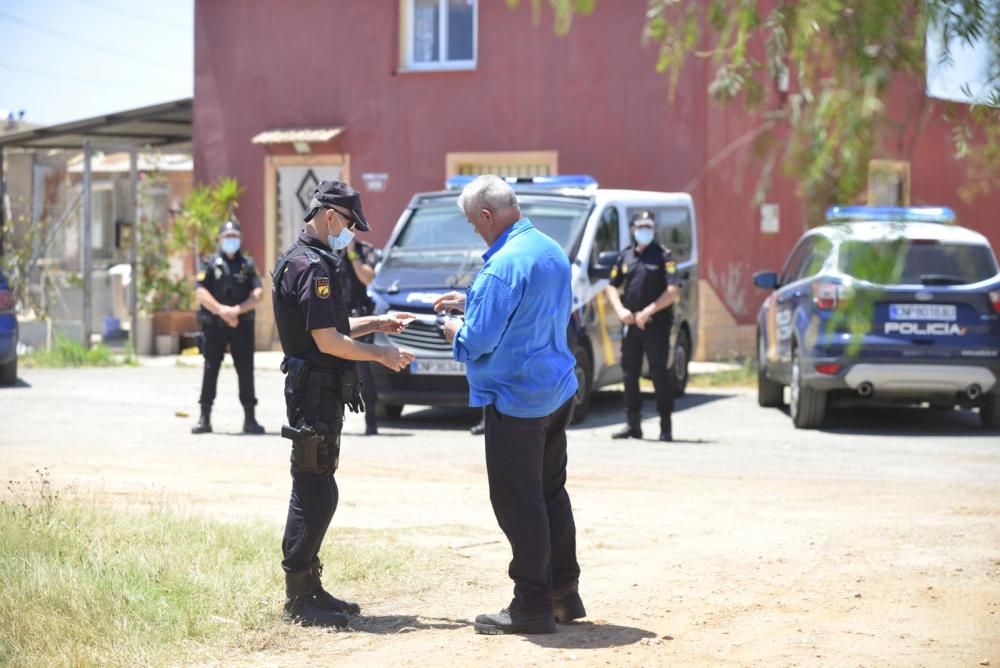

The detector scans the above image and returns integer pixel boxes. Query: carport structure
[0,98,192,347]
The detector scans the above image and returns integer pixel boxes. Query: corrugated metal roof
[251,127,344,144]
[0,98,192,150]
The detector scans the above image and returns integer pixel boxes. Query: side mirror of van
[753,271,779,290]
[590,250,619,279]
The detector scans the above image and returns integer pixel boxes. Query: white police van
[369,175,699,423]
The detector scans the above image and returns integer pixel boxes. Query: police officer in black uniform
[271,181,415,628]
[604,210,681,442]
[335,237,380,435]
[191,220,265,435]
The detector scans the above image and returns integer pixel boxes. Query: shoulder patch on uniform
[196,271,206,282]
[621,263,629,275]
[610,266,619,279]
[665,261,677,274]
[314,276,330,299]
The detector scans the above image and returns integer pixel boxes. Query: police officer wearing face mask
[192,220,265,435]
[603,210,681,442]
[271,180,415,627]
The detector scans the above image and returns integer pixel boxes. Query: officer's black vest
[271,244,352,370]
[199,252,256,324]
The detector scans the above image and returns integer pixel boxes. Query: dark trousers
[281,372,344,574]
[484,397,580,614]
[621,321,674,424]
[198,319,256,408]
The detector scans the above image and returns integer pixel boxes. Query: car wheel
[570,342,592,424]
[757,332,783,408]
[981,392,1000,431]
[0,358,15,386]
[673,328,691,398]
[375,403,404,420]
[790,347,826,429]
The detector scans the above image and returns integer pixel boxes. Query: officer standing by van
[336,237,380,435]
[191,220,265,435]
[271,180,415,627]
[604,210,680,442]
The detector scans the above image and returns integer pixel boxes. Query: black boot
[364,414,378,436]
[611,412,642,439]
[552,581,587,623]
[470,414,486,435]
[474,602,556,635]
[242,405,265,435]
[191,406,212,434]
[659,415,673,442]
[309,560,361,615]
[283,571,349,628]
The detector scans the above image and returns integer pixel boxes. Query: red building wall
[194,0,1000,356]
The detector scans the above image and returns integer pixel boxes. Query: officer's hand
[619,308,635,325]
[635,309,650,330]
[433,291,466,314]
[377,313,416,333]
[440,317,461,344]
[220,305,240,327]
[379,346,416,372]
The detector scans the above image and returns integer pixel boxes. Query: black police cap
[303,180,370,232]
[219,220,241,235]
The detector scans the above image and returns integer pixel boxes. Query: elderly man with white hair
[435,175,586,635]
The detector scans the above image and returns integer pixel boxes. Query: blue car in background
[0,268,17,386]
[753,206,1000,430]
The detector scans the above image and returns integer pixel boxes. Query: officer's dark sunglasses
[329,207,356,231]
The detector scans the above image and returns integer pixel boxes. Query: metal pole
[128,149,139,354]
[81,140,92,348]
[0,146,5,259]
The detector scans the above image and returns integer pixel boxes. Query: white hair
[456,175,519,217]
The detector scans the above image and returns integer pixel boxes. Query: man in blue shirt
[436,175,585,635]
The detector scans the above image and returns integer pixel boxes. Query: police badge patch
[665,261,677,274]
[314,277,331,299]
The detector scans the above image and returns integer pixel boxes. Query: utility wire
[68,0,188,32]
[0,9,187,73]
[0,62,179,90]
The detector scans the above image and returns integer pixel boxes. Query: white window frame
[403,0,477,72]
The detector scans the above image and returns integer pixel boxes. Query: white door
[276,165,343,253]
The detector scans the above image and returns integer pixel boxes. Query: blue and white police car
[368,175,699,423]
[753,206,1000,430]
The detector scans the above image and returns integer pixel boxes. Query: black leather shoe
[474,607,556,635]
[659,431,673,442]
[470,420,486,436]
[552,583,587,622]
[611,425,642,439]
[191,409,212,434]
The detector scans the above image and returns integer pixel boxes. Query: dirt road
[1,364,998,666]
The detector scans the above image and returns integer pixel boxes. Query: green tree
[509,0,999,220]
[171,176,243,269]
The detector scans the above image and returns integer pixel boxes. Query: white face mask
[221,237,241,256]
[634,228,655,246]
[328,227,355,251]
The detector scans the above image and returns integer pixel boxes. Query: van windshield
[392,199,591,255]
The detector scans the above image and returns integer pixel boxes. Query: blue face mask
[221,237,240,256]
[328,226,355,251]
[634,228,655,246]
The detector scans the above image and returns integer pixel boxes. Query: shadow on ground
[524,620,657,649]
[803,403,993,436]
[348,614,471,634]
[574,390,734,430]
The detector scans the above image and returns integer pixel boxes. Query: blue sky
[0,0,193,127]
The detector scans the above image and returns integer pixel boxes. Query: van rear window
[838,240,998,285]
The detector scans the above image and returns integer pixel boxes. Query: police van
[369,175,699,423]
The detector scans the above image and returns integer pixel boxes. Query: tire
[981,392,1000,431]
[757,332,783,408]
[672,328,691,398]
[789,347,826,429]
[570,343,592,424]
[375,402,404,420]
[0,358,15,387]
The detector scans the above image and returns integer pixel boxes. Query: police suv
[368,175,699,423]
[753,206,1000,430]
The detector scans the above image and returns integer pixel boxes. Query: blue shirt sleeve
[453,272,521,363]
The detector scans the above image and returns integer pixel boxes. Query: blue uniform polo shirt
[452,218,579,418]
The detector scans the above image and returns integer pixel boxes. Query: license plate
[889,304,956,321]
[410,359,466,376]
